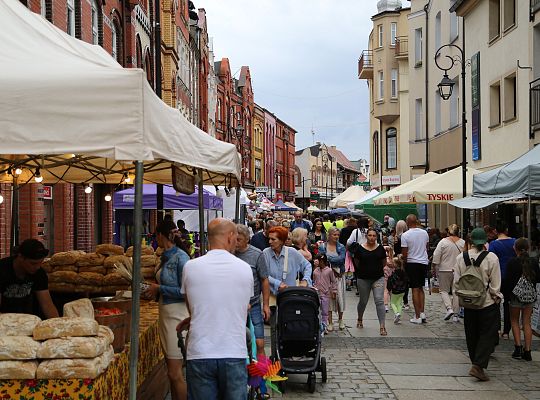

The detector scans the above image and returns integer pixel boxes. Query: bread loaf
[98,325,114,346]
[141,267,156,279]
[48,271,80,284]
[0,336,41,360]
[33,317,99,340]
[48,282,77,293]
[103,255,131,270]
[78,272,104,286]
[42,260,53,273]
[140,255,157,268]
[37,336,108,359]
[63,298,94,319]
[155,247,164,257]
[0,313,41,336]
[125,245,154,257]
[102,272,129,286]
[78,265,106,274]
[52,264,78,273]
[76,253,106,267]
[96,244,124,256]
[49,251,81,266]
[0,361,38,379]
[99,345,114,373]
[36,357,103,379]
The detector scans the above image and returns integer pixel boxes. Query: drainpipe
[424,1,430,174]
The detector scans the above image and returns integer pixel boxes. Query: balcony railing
[532,0,540,18]
[358,50,373,79]
[395,36,408,59]
[530,78,540,138]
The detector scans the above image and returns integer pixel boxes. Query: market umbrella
[373,173,439,205]
[411,166,479,203]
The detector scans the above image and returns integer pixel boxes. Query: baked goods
[76,253,106,267]
[37,336,109,359]
[49,251,81,266]
[52,264,79,273]
[36,357,103,379]
[41,260,53,273]
[140,255,157,268]
[98,325,114,346]
[63,298,94,319]
[96,244,124,256]
[104,255,131,270]
[125,245,154,257]
[78,272,104,286]
[0,361,38,379]
[102,273,129,286]
[33,317,99,340]
[78,265,106,274]
[99,345,114,372]
[155,247,164,257]
[141,267,156,279]
[0,337,41,360]
[0,313,41,336]
[48,271,80,284]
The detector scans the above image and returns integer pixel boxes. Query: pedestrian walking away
[386,255,408,324]
[400,215,429,324]
[394,220,410,310]
[454,228,503,382]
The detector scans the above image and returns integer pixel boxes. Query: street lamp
[435,43,469,237]
[321,144,329,209]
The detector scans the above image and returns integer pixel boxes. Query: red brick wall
[75,185,95,252]
[0,184,13,258]
[101,193,114,244]
[18,184,45,242]
[53,184,74,252]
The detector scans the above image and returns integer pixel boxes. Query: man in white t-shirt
[179,218,253,400]
[400,214,429,324]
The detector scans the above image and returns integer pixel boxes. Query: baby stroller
[276,287,327,393]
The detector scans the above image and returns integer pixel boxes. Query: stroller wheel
[307,372,316,393]
[320,357,327,383]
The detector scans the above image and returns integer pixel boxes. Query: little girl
[386,255,408,324]
[313,254,337,333]
[383,236,394,313]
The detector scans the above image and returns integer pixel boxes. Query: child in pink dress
[313,254,337,333]
[382,236,394,313]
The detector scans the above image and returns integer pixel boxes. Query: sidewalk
[271,288,540,399]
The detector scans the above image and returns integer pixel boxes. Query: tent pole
[198,169,205,255]
[234,183,241,223]
[128,161,144,400]
[528,196,532,243]
[10,176,19,254]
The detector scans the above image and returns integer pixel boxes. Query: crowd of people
[2,210,539,399]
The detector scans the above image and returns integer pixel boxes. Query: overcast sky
[200,0,381,162]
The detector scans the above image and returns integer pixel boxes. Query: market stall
[373,173,439,205]
[329,185,368,208]
[0,1,241,399]
[353,191,417,223]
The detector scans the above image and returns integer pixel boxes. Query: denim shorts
[250,302,265,339]
[508,295,535,308]
[187,358,247,400]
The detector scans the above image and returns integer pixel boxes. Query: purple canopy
[113,184,223,210]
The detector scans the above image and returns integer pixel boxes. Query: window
[435,90,441,134]
[378,71,384,100]
[490,81,501,127]
[111,22,118,61]
[415,28,423,66]
[450,78,459,128]
[372,132,379,173]
[415,98,423,140]
[386,128,397,169]
[489,0,501,41]
[67,0,75,36]
[391,69,398,98]
[390,22,397,46]
[503,73,517,121]
[450,10,459,42]
[91,0,99,45]
[40,0,46,17]
[378,25,383,48]
[217,100,221,121]
[255,159,262,185]
[435,12,441,51]
[503,0,515,31]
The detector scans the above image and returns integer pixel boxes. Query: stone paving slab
[393,389,526,400]
[383,375,512,391]
[375,362,469,376]
[365,348,470,364]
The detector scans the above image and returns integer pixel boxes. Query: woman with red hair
[263,225,313,360]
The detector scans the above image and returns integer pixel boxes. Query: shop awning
[449,194,523,209]
[373,173,439,205]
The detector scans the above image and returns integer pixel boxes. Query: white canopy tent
[410,167,479,204]
[0,1,241,398]
[329,185,368,208]
[347,189,379,210]
[373,173,439,205]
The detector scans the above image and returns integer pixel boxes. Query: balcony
[530,78,540,138]
[532,0,540,19]
[395,36,408,59]
[358,50,373,79]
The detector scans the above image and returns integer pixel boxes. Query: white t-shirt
[346,228,367,247]
[400,227,429,265]
[181,249,253,360]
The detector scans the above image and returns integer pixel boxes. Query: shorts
[508,295,535,308]
[158,301,189,359]
[250,302,265,339]
[405,263,427,289]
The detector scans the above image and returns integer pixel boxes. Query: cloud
[200,0,380,161]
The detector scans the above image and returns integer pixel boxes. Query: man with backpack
[454,228,503,382]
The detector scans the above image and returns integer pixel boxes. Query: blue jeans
[187,358,247,400]
[249,303,265,339]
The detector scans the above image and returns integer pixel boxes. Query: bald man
[179,218,253,400]
[400,214,429,324]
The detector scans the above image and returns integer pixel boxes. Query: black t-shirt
[0,256,48,314]
[504,256,540,293]
[355,245,387,280]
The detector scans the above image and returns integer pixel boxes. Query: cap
[470,228,488,246]
[17,239,49,260]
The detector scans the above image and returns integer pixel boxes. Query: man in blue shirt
[289,211,311,232]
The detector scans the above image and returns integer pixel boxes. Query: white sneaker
[403,304,410,311]
[385,305,389,313]
[410,317,423,324]
[452,315,460,323]
[444,310,454,321]
[327,323,333,332]
[394,313,401,324]
[420,312,427,323]
[339,320,345,330]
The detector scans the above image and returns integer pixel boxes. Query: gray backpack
[455,251,489,309]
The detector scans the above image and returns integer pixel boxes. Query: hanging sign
[42,186,53,200]
[172,166,196,195]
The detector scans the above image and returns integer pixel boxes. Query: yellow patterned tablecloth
[0,301,163,400]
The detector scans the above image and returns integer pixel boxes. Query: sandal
[357,319,363,328]
[501,333,509,340]
[380,327,387,336]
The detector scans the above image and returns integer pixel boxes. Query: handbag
[348,230,361,256]
[512,275,537,304]
[269,247,290,307]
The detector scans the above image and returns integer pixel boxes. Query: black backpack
[387,269,408,294]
